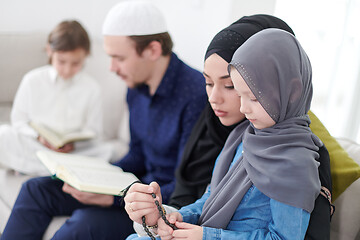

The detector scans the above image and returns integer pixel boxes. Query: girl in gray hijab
[157,28,322,239]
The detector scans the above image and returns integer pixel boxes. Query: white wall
[2,1,359,141]
[0,0,276,71]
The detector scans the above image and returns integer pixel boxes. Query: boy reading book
[0,20,113,175]
[30,121,96,149]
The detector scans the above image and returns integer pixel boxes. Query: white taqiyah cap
[102,0,168,36]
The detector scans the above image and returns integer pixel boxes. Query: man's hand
[124,182,162,226]
[62,183,113,207]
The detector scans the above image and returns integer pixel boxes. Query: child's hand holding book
[38,135,74,153]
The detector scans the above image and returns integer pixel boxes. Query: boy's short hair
[129,32,173,56]
[48,20,91,55]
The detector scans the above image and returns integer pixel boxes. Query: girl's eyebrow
[203,71,231,79]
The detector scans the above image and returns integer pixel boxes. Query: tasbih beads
[153,193,178,230]
[142,193,178,239]
[142,216,156,240]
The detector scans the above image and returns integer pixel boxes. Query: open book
[36,150,139,196]
[30,121,95,148]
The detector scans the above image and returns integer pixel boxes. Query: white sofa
[1,33,360,240]
[330,138,360,240]
[0,32,130,238]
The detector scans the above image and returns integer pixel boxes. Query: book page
[30,121,64,148]
[59,165,139,195]
[62,130,95,143]
[30,121,95,148]
[36,151,139,195]
[38,151,117,172]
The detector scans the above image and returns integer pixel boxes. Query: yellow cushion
[309,110,360,200]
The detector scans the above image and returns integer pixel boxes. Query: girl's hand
[172,221,203,240]
[157,212,183,240]
[124,182,162,226]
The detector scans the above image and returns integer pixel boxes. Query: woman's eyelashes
[204,72,234,89]
[205,82,234,90]
[224,85,234,89]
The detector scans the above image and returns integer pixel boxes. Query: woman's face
[203,54,245,126]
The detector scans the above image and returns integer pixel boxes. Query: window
[275,0,360,143]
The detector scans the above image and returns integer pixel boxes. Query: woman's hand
[62,183,113,207]
[124,181,162,226]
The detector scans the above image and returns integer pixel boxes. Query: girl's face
[48,47,87,80]
[230,68,275,129]
[203,54,245,126]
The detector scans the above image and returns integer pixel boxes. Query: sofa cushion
[0,33,48,103]
[0,103,12,125]
[0,169,32,231]
[330,138,360,240]
[0,169,69,239]
[309,111,360,200]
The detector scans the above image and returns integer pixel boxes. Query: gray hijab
[198,29,322,229]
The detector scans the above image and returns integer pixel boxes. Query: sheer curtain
[274,0,360,143]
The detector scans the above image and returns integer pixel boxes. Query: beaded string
[142,216,156,240]
[142,193,178,239]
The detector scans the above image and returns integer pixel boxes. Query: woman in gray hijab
[157,28,322,239]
